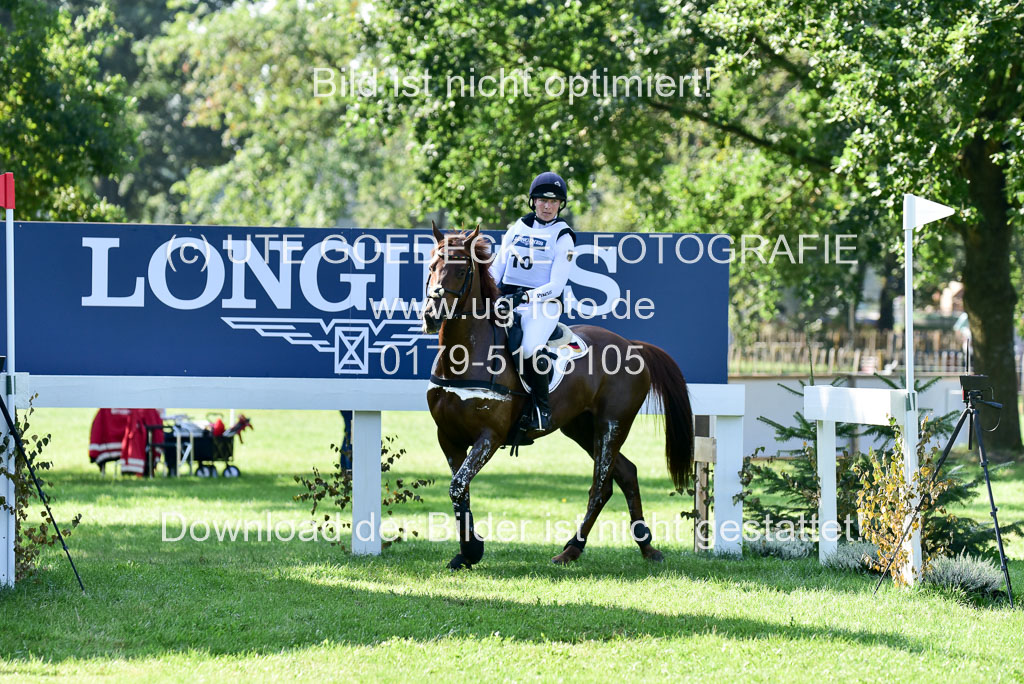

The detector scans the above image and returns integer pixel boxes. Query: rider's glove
[494,297,514,319]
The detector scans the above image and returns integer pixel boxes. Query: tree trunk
[876,255,899,331]
[960,134,1021,455]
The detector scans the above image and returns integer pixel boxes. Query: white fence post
[0,372,28,588]
[899,194,953,582]
[902,402,922,583]
[816,419,838,562]
[713,414,744,555]
[646,384,745,555]
[3,178,15,587]
[351,410,382,555]
[1,402,13,588]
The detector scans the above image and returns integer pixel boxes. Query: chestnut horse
[422,225,693,569]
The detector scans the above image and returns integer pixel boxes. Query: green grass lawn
[1,407,1023,681]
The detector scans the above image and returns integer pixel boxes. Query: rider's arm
[522,232,576,304]
[488,227,514,286]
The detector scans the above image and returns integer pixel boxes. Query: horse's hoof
[461,536,485,565]
[447,554,473,571]
[551,546,583,565]
[642,547,665,563]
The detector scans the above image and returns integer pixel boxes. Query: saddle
[429,293,589,454]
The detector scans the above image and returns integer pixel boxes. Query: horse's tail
[637,341,694,491]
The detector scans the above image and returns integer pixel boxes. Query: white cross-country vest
[497,215,574,289]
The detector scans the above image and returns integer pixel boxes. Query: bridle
[426,246,476,320]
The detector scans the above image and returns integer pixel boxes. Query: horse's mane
[443,231,501,304]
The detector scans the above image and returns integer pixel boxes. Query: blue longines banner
[2,223,728,383]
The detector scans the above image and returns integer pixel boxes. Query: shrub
[855,418,1024,585]
[854,425,954,584]
[746,533,813,559]
[925,552,1006,596]
[0,400,82,581]
[739,443,867,541]
[919,460,1024,561]
[293,434,433,549]
[738,377,875,541]
[822,541,877,572]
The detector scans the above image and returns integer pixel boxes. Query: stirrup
[529,404,551,431]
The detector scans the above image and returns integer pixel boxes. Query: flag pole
[896,193,954,584]
[901,194,921,583]
[4,173,13,374]
[1,172,14,588]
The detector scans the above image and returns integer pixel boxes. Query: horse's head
[422,222,482,334]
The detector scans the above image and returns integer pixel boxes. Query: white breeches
[517,298,563,357]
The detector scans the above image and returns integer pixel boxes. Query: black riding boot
[525,351,553,430]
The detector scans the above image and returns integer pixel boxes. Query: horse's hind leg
[559,413,663,562]
[612,455,663,561]
[552,414,630,564]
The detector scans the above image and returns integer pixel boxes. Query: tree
[0,0,136,221]
[60,0,236,223]
[144,1,428,228]
[697,0,1023,450]
[366,0,1024,452]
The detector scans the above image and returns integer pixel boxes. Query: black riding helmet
[528,171,567,212]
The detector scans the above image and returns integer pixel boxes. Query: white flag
[904,194,955,231]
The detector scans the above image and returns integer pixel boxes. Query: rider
[490,171,576,431]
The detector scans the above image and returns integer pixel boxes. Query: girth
[429,374,529,398]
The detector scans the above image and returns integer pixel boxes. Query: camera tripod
[874,378,1013,606]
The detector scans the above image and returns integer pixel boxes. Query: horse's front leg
[447,431,501,570]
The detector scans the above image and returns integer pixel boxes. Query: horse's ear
[468,225,480,243]
[432,220,443,244]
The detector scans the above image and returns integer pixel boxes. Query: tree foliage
[367,0,1024,449]
[14,0,1018,445]
[68,0,237,223]
[0,0,136,220]
[145,1,427,228]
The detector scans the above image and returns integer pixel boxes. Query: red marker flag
[0,173,13,209]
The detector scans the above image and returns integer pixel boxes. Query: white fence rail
[0,376,746,587]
